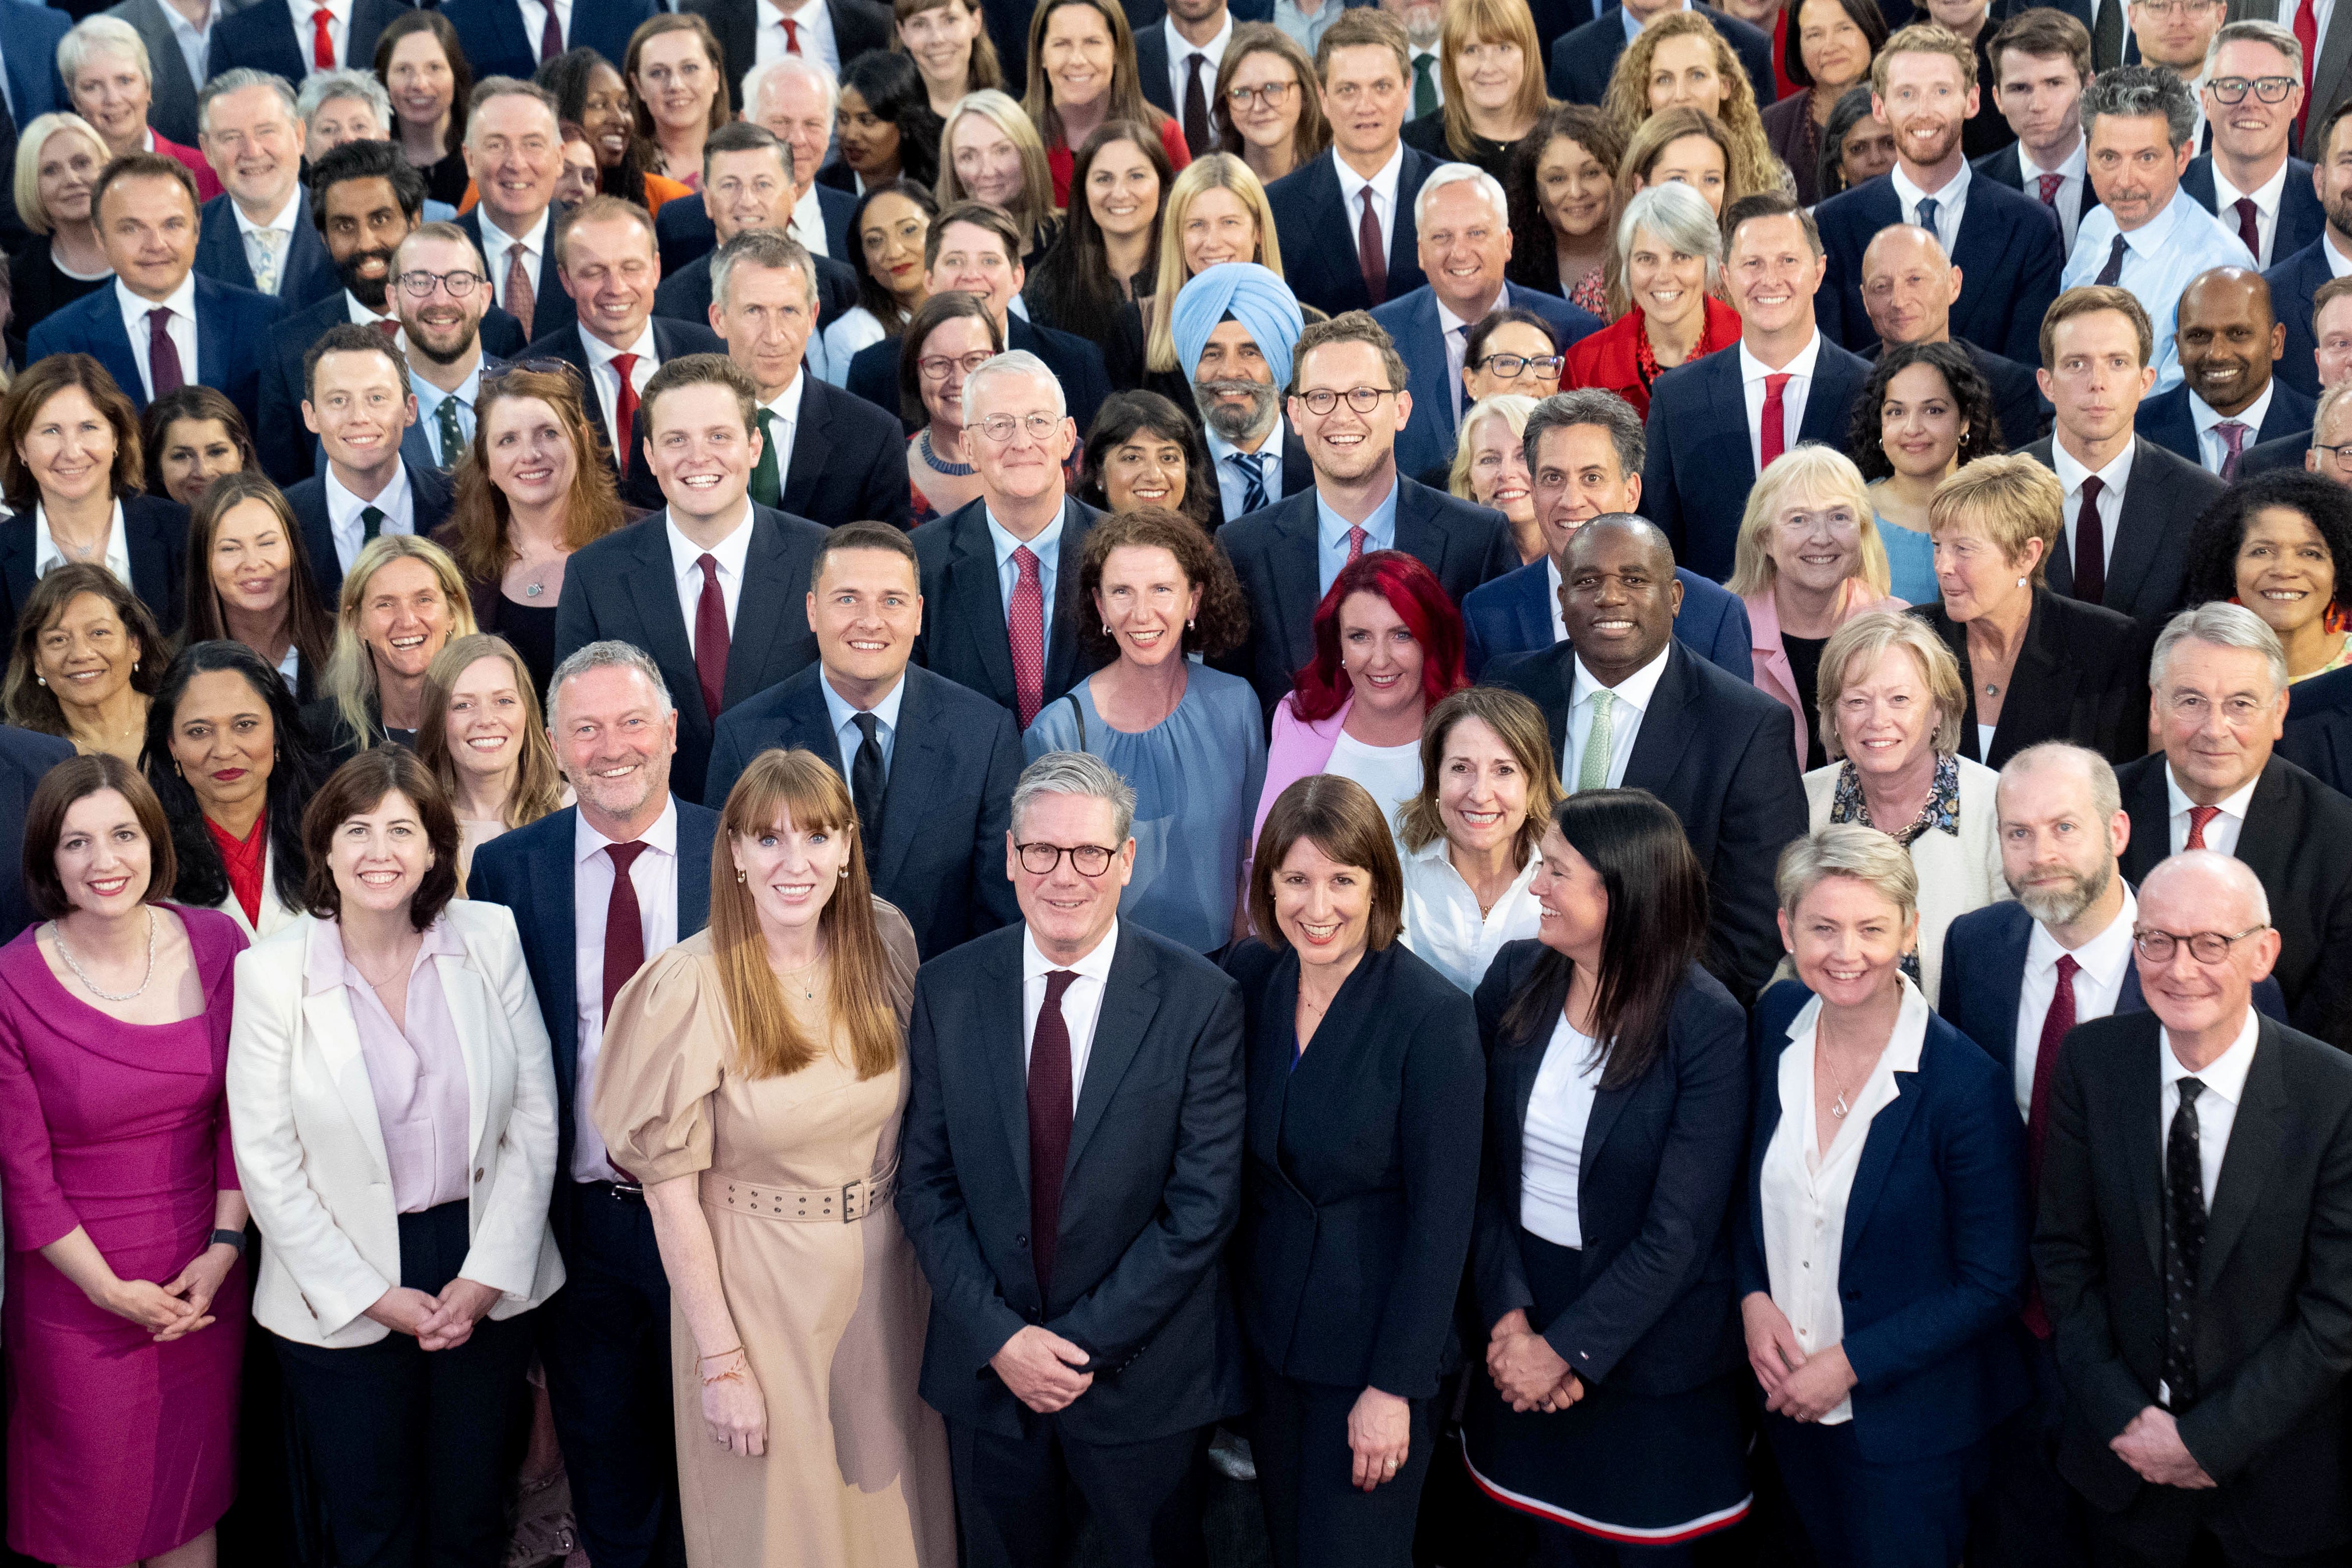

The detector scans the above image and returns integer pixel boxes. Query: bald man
[1861,224,2049,447]
[2036,851,2352,1567]
[2134,267,2316,479]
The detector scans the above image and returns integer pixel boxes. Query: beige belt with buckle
[705,1162,897,1223]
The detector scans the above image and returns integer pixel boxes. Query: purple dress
[0,905,248,1563]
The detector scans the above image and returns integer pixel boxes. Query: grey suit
[106,0,263,147]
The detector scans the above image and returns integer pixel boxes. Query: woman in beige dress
[592,746,955,1567]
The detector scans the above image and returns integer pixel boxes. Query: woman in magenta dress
[0,752,249,1567]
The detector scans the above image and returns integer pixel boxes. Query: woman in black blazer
[1222,774,1484,1568]
[1462,789,1753,1564]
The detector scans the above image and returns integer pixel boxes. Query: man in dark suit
[2177,22,2320,268]
[468,641,712,1568]
[911,350,1110,722]
[897,749,1247,1568]
[2115,601,2352,1049]
[282,324,457,599]
[553,354,829,806]
[391,221,507,474]
[646,122,858,338]
[1132,0,1276,154]
[1221,311,1517,711]
[1978,8,2099,255]
[706,523,1020,955]
[193,71,339,312]
[439,0,657,83]
[1860,222,2051,445]
[2133,265,2315,476]
[2260,100,2352,399]
[1168,263,1312,529]
[459,77,576,347]
[1545,0,1777,106]
[0,727,72,945]
[208,0,405,81]
[1816,28,2067,361]
[1263,9,1437,318]
[1461,389,1752,677]
[26,153,282,433]
[654,55,862,277]
[1486,515,1806,1001]
[2024,285,2223,621]
[682,0,893,111]
[1640,192,1872,582]
[1369,166,1601,480]
[2036,848,2352,1568]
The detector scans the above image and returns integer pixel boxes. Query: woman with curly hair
[1602,12,1788,205]
[2183,464,2352,681]
[1504,105,1623,312]
[1079,391,1214,529]
[537,48,695,215]
[1022,507,1262,952]
[1849,340,2004,604]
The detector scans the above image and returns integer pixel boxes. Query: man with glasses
[390,223,505,474]
[2036,847,2352,1568]
[2111,602,2352,1047]
[1220,310,1518,713]
[908,350,1107,724]
[2179,22,2320,266]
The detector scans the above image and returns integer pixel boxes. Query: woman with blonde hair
[1214,25,1329,187]
[9,113,112,331]
[895,0,1003,117]
[1400,0,1550,183]
[1603,14,1786,205]
[306,534,478,763]
[593,747,954,1565]
[415,634,565,890]
[935,89,1058,262]
[626,13,731,189]
[1448,394,1542,564]
[1020,0,1190,207]
[1124,152,1288,393]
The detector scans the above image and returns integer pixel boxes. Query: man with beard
[2132,266,2314,475]
[1816,23,2067,363]
[391,223,506,473]
[2261,99,2352,397]
[1168,261,1313,529]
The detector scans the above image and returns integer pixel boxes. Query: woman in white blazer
[145,641,325,944]
[1801,612,2006,1003]
[227,747,563,1568]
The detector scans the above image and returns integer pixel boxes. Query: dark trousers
[272,1201,533,1568]
[1971,1334,2090,1568]
[2088,1484,2350,1568]
[1765,1412,1987,1568]
[1253,1367,1436,1568]
[947,1412,1212,1568]
[539,1180,685,1568]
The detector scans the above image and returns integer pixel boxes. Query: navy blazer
[2265,233,2334,399]
[702,662,1022,957]
[1264,147,1440,319]
[2183,155,2325,267]
[0,0,67,248]
[1372,282,1604,480]
[1470,943,1749,1395]
[1546,3,1778,106]
[464,799,717,1218]
[284,459,458,601]
[909,495,1109,716]
[2133,379,2316,475]
[195,190,338,313]
[1738,980,2032,1463]
[439,0,657,82]
[1221,938,1482,1396]
[1815,173,2065,363]
[1222,477,1518,712]
[652,184,858,275]
[0,726,71,946]
[458,206,578,349]
[2022,434,2220,624]
[845,312,1113,435]
[896,921,1250,1443]
[1640,336,1874,582]
[1459,556,1754,681]
[521,318,728,478]
[1866,335,2047,448]
[0,493,190,647]
[649,246,858,336]
[635,370,915,528]
[1484,640,1806,1002]
[25,275,283,436]
[552,503,829,806]
[209,0,410,82]
[683,0,894,108]
[2281,661,2352,797]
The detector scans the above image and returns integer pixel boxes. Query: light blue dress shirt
[817,669,905,785]
[1206,417,1286,524]
[1623,0,1692,41]
[1314,481,1400,597]
[411,365,483,468]
[986,505,1066,667]
[2061,190,2255,394]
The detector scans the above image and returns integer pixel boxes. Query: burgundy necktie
[1759,373,1792,468]
[694,553,730,720]
[539,1,562,63]
[374,318,398,342]
[2021,952,2080,1339]
[2074,475,2106,606]
[1009,545,1044,727]
[2232,197,2259,258]
[504,244,536,341]
[2297,0,2319,143]
[1356,188,1387,305]
[781,15,802,52]
[2185,804,2220,849]
[601,840,649,1184]
[2216,419,2250,481]
[610,352,641,460]
[1182,53,1210,155]
[1346,525,1368,564]
[2036,172,2063,207]
[1026,969,1078,1300]
[146,308,184,398]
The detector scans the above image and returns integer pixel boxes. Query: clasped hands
[1486,1310,1584,1414]
[95,1240,243,1343]
[366,1277,503,1351]
[1740,1293,1857,1423]
[2112,1406,2216,1489]
[993,1324,1095,1414]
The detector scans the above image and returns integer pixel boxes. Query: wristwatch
[209,1228,249,1255]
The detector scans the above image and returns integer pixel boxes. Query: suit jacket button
[474,1167,485,1182]
[1016,1233,1028,1249]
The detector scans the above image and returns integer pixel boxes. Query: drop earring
[736,868,746,883]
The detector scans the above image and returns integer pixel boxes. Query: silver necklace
[50,909,158,1002]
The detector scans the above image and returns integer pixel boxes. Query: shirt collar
[2026,881,2139,990]
[820,665,907,732]
[2051,432,2134,494]
[1204,414,1283,465]
[325,458,410,520]
[31,499,129,576]
[1167,9,1232,62]
[2191,379,2275,437]
[792,181,826,247]
[1739,331,1822,384]
[2165,763,2263,825]
[1314,479,1400,552]
[2019,137,2086,181]
[574,795,681,866]
[1571,640,1672,712]
[763,366,808,428]
[310,0,351,20]
[412,362,482,418]
[1891,158,1971,211]
[164,0,214,37]
[1332,142,1405,208]
[2122,188,2194,253]
[2212,156,2289,214]
[345,289,396,327]
[1787,971,1933,1072]
[232,186,301,238]
[303,907,462,996]
[986,503,1065,571]
[482,203,551,254]
[116,270,198,323]
[2160,1001,2260,1108]
[667,504,756,577]
[1623,0,1690,40]
[1023,918,1120,983]
[583,319,658,368]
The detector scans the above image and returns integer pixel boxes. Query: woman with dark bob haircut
[1025,507,1261,951]
[1079,391,1214,529]
[1460,787,1755,1560]
[2,560,168,764]
[140,385,257,510]
[2183,467,2352,682]
[1222,771,1484,1564]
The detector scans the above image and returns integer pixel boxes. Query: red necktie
[694,553,730,720]
[1346,525,1367,564]
[504,245,536,342]
[2036,172,2063,207]
[1009,544,1044,727]
[146,307,184,398]
[1026,969,1078,1300]
[2074,476,2106,606]
[2296,0,2319,141]
[601,840,649,1184]
[374,318,398,342]
[540,2,563,62]
[1759,372,1792,468]
[2021,952,2080,1338]
[2232,197,2260,258]
[311,6,335,70]
[609,352,641,462]
[1356,188,1387,306]
[781,15,802,52]
[2185,804,2220,850]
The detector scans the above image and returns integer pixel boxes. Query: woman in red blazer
[1563,181,1741,417]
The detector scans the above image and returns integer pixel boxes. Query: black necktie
[1182,53,1210,156]
[2162,1077,2207,1409]
[2094,233,2128,287]
[2094,0,2124,71]
[850,712,886,843]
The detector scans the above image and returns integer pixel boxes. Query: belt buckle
[840,1178,865,1222]
[606,1178,644,1200]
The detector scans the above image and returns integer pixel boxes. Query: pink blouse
[305,916,471,1214]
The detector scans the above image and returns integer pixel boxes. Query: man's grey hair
[2082,63,2198,154]
[1012,751,1137,844]
[1615,181,1721,292]
[198,69,299,138]
[742,54,840,130]
[548,640,675,722]
[1523,389,1644,485]
[2316,380,2352,448]
[2205,18,2302,77]
[59,17,149,88]
[1414,161,1508,230]
[965,350,1066,419]
[713,228,820,311]
[2150,600,2290,695]
[464,77,561,147]
[297,68,391,135]
[1999,741,2123,824]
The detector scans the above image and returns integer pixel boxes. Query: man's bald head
[1556,513,1683,681]
[2141,849,2271,932]
[1860,224,1963,346]
[2136,849,2281,1051]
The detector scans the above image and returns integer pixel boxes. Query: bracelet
[696,1345,744,1364]
[209,1229,248,1256]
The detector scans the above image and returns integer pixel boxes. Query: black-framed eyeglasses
[1016,841,1116,876]
[397,268,482,298]
[1226,81,1295,109]
[919,350,995,380]
[1475,352,1566,379]
[481,358,585,394]
[2131,924,2269,964]
[2313,441,2352,472]
[2207,75,2298,103]
[1295,386,1395,415]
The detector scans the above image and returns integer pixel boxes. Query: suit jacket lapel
[531,826,580,1101]
[1840,1071,1922,1270]
[1621,645,1699,794]
[1269,500,1322,675]
[621,520,703,717]
[1245,950,1304,1188]
[874,672,945,888]
[1391,483,1448,582]
[987,938,1032,1194]
[2118,1023,2165,1273]
[193,280,231,399]
[121,502,171,614]
[2231,759,2295,884]
[2199,1017,2287,1291]
[302,986,396,1180]
[1509,565,1552,649]
[437,945,495,1163]
[780,377,832,514]
[87,299,147,410]
[1068,931,1164,1172]
[723,509,796,705]
[1986,921,2031,1072]
[1705,351,1756,490]
[1046,500,1093,696]
[946,509,1019,704]
[2107,441,2175,611]
[1995,597,2077,764]
[678,811,714,937]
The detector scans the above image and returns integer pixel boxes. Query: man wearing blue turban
[1170,262,1314,530]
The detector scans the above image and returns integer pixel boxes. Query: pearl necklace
[50,908,158,1001]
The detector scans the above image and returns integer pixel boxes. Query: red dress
[1562,295,1744,416]
[0,906,248,1563]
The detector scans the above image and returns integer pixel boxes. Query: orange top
[454,172,698,217]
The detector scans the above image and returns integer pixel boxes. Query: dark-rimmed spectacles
[1016,842,1116,876]
[2131,924,2269,964]
[1295,386,1394,415]
[2207,75,2297,103]
[398,269,482,298]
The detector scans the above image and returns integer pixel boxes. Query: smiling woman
[9,114,115,333]
[415,633,565,891]
[304,534,481,766]
[179,472,338,705]
[1019,0,1191,206]
[372,10,474,209]
[2,562,167,765]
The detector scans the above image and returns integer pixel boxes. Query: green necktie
[360,505,385,543]
[1412,52,1438,119]
[434,396,466,470]
[1577,689,1616,793]
[750,406,783,508]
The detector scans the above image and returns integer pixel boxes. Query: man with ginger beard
[2133,266,2315,475]
[389,223,508,476]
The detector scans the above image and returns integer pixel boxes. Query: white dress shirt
[1519,1017,1603,1248]
[1758,975,1933,1425]
[30,500,131,586]
[323,463,416,572]
[757,0,841,76]
[233,186,301,296]
[2050,434,2134,575]
[1890,160,1972,258]
[790,179,832,258]
[115,274,199,402]
[1399,835,1542,994]
[1324,729,1423,849]
[1436,294,1486,423]
[818,666,905,784]
[987,505,1065,666]
[2012,884,2138,1119]
[291,0,351,71]
[478,205,552,323]
[1564,644,1671,789]
[667,503,754,656]
[2190,380,2275,476]
[2018,136,2089,254]
[583,320,658,459]
[1740,333,1822,474]
[758,365,808,478]
[344,288,405,351]
[571,798,681,1182]
[2158,1004,2259,1221]
[2212,156,2290,269]
[1546,556,1569,645]
[1334,143,1404,278]
[2063,190,2255,393]
[162,0,217,98]
[2164,765,2260,857]
[517,0,573,59]
[1022,920,1120,1110]
[1164,12,1233,132]
[412,362,484,468]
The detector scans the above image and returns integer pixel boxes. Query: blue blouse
[1874,515,1942,606]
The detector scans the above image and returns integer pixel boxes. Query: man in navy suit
[2133,266,2315,475]
[706,523,1021,956]
[1369,165,1601,480]
[652,59,861,274]
[193,71,338,312]
[209,0,406,81]
[1861,223,2050,445]
[1977,8,2099,255]
[392,222,507,473]
[1816,25,2066,361]
[1546,0,1778,106]
[2177,23,2320,267]
[896,749,1247,1568]
[1170,263,1314,529]
[1640,192,1873,581]
[1462,390,1753,677]
[1264,9,1437,317]
[1221,311,1518,711]
[2261,99,2352,398]
[646,123,861,353]
[467,641,710,1568]
[0,726,68,945]
[682,0,893,113]
[460,77,577,347]
[282,324,457,601]
[1132,0,1272,154]
[26,153,282,434]
[440,0,658,83]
